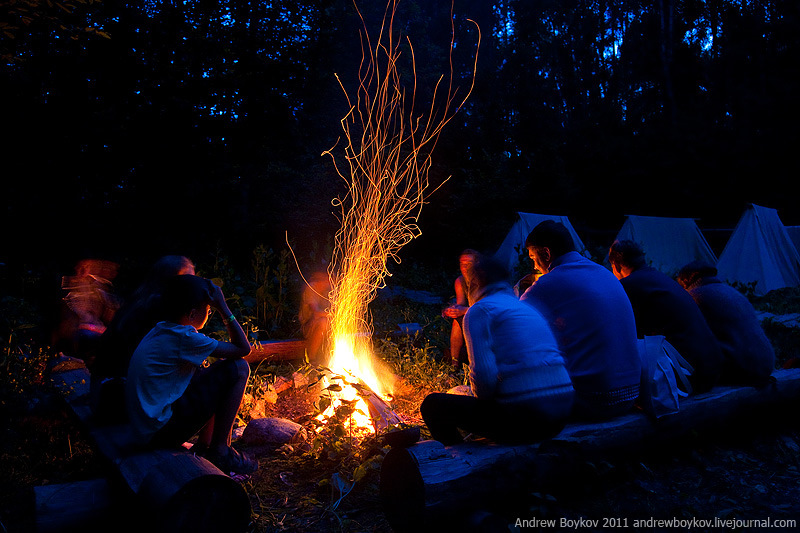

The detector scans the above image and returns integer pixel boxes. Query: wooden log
[245,338,306,364]
[35,478,113,533]
[380,368,800,531]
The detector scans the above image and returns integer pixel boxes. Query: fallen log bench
[380,368,800,532]
[43,355,251,533]
[245,338,307,364]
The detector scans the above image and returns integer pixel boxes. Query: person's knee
[420,393,445,419]
[233,358,250,380]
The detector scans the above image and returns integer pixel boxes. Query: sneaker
[204,446,259,475]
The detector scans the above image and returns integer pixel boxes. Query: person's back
[420,253,574,445]
[609,241,723,393]
[521,222,641,420]
[678,263,774,386]
[467,288,570,408]
[521,252,641,414]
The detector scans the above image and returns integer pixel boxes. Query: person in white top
[420,253,574,445]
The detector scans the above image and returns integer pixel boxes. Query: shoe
[204,446,259,475]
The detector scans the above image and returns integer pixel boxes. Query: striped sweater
[464,284,574,411]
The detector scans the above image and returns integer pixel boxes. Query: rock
[263,388,278,404]
[446,385,473,396]
[292,371,308,389]
[241,417,304,446]
[274,376,293,394]
[248,398,266,420]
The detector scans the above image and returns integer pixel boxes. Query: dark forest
[2,0,799,273]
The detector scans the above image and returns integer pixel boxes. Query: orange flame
[315,1,479,431]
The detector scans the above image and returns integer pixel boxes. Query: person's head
[607,240,647,280]
[160,275,215,328]
[677,261,718,290]
[467,253,511,305]
[458,249,479,280]
[151,255,196,278]
[132,255,196,301]
[524,221,575,275]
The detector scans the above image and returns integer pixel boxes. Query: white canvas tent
[493,212,586,275]
[785,226,800,256]
[717,204,800,296]
[610,215,718,277]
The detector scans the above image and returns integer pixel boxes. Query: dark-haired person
[125,275,258,475]
[677,261,774,386]
[90,255,196,418]
[520,221,641,420]
[420,253,574,445]
[608,240,723,393]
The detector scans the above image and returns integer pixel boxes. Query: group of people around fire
[57,255,259,475]
[54,219,776,476]
[428,220,775,445]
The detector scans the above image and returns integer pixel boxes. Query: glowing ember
[313,1,478,433]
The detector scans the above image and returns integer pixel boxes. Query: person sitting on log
[520,221,641,420]
[441,249,478,370]
[125,274,258,475]
[608,240,724,394]
[420,253,574,445]
[677,260,775,386]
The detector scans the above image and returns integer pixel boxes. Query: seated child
[125,274,258,475]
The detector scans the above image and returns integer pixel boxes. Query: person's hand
[209,282,228,311]
[442,305,466,319]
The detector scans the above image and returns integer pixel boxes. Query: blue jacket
[620,266,723,392]
[521,252,641,395]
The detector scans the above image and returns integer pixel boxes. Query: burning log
[360,383,403,431]
[379,368,800,531]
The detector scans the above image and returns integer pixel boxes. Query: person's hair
[150,255,195,279]
[608,240,647,270]
[677,260,718,289]
[160,275,214,322]
[467,253,510,303]
[131,255,195,302]
[524,220,575,258]
[459,248,480,259]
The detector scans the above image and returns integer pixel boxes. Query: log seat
[380,368,800,532]
[43,355,251,533]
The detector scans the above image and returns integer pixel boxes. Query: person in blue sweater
[677,261,774,386]
[420,253,574,445]
[520,221,641,420]
[608,240,723,393]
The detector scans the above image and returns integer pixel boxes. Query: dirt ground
[2,377,800,533]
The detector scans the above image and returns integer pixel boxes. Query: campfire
[298,1,477,440]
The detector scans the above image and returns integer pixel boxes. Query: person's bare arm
[442,276,469,318]
[208,284,251,359]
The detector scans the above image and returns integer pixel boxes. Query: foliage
[752,286,800,315]
[200,244,301,341]
[251,245,294,338]
[3,0,800,269]
[0,0,110,62]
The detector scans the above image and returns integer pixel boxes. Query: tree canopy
[2,0,798,271]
